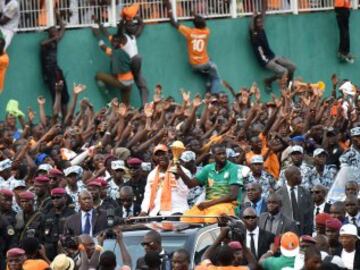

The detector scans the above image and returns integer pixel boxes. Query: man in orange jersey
[335,0,354,63]
[166,1,221,94]
[0,36,9,94]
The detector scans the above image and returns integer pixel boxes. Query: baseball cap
[180,151,196,162]
[280,232,300,257]
[250,155,264,164]
[226,148,240,158]
[313,148,327,157]
[37,163,53,172]
[64,166,83,177]
[339,224,359,238]
[153,144,168,154]
[350,127,360,137]
[289,145,304,154]
[111,160,127,171]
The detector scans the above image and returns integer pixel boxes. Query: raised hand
[118,103,127,116]
[27,107,35,122]
[144,103,154,118]
[37,96,46,105]
[331,74,338,87]
[73,83,86,94]
[192,95,203,108]
[181,89,191,104]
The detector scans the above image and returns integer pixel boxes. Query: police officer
[15,191,43,242]
[48,168,66,189]
[339,126,360,169]
[87,179,119,211]
[33,176,52,214]
[43,187,75,260]
[126,157,147,205]
[0,200,16,269]
[0,189,17,227]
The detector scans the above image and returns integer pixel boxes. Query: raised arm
[165,0,179,29]
[133,15,145,37]
[41,13,65,46]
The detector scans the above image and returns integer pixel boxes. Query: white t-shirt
[122,34,138,58]
[341,249,355,270]
[0,0,19,31]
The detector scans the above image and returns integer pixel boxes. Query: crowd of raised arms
[0,0,359,269]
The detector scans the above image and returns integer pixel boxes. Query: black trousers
[335,7,350,55]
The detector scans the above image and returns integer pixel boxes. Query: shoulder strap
[19,211,42,241]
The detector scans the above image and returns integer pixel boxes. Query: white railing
[16,0,358,32]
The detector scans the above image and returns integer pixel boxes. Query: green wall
[1,11,360,118]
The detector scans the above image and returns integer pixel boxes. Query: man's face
[267,198,280,214]
[287,169,302,186]
[6,114,16,127]
[34,184,47,197]
[213,147,226,166]
[66,174,78,186]
[0,195,13,211]
[7,256,25,270]
[49,176,60,189]
[316,224,326,235]
[291,152,303,166]
[325,228,339,244]
[20,199,33,213]
[344,199,358,216]
[79,193,93,211]
[314,153,327,166]
[305,255,322,270]
[242,210,258,231]
[142,235,160,253]
[82,238,96,258]
[172,252,189,270]
[246,185,261,203]
[51,195,66,209]
[153,150,169,168]
[250,163,263,175]
[311,188,325,204]
[113,169,126,181]
[339,235,357,251]
[119,192,133,209]
[330,206,345,221]
[87,186,100,201]
[345,183,359,197]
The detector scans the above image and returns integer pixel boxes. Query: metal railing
[16,0,359,32]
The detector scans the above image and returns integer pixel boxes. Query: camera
[218,216,246,242]
[61,236,79,250]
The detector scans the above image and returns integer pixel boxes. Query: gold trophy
[171,141,185,164]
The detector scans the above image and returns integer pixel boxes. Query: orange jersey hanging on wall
[178,25,210,66]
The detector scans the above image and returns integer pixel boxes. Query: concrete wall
[1,11,360,118]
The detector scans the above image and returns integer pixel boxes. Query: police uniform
[308,165,338,188]
[339,145,360,169]
[43,187,76,260]
[14,191,44,241]
[33,176,52,214]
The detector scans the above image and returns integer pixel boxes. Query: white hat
[339,81,355,96]
[50,254,75,270]
[111,160,127,171]
[313,148,327,157]
[64,166,83,177]
[250,155,264,164]
[339,224,359,238]
[0,159,12,172]
[350,127,360,137]
[226,148,240,158]
[280,232,300,257]
[12,180,26,190]
[37,164,53,172]
[180,151,196,162]
[289,145,304,154]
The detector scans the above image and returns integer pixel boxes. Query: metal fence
[16,0,359,32]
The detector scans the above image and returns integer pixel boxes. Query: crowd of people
[0,0,360,269]
[1,65,360,269]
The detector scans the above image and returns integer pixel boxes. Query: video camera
[105,208,123,239]
[218,216,246,242]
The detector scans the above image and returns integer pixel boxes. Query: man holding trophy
[140,142,191,216]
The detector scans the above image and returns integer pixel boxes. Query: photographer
[97,227,132,270]
[196,216,258,269]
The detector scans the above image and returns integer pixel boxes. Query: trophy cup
[171,141,185,164]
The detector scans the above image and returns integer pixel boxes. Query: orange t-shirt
[245,133,280,179]
[0,53,9,93]
[178,25,210,66]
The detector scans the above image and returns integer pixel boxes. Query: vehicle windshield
[102,234,188,267]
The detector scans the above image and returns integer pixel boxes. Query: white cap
[0,159,12,172]
[111,160,127,171]
[339,224,359,238]
[251,155,264,164]
[38,164,53,172]
[313,148,327,157]
[350,127,360,137]
[12,180,26,189]
[180,151,196,162]
[290,145,304,154]
[339,81,355,96]
[226,148,240,158]
[64,166,83,177]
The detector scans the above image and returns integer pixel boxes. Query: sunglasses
[51,196,63,200]
[243,215,257,220]
[141,241,153,247]
[311,190,322,194]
